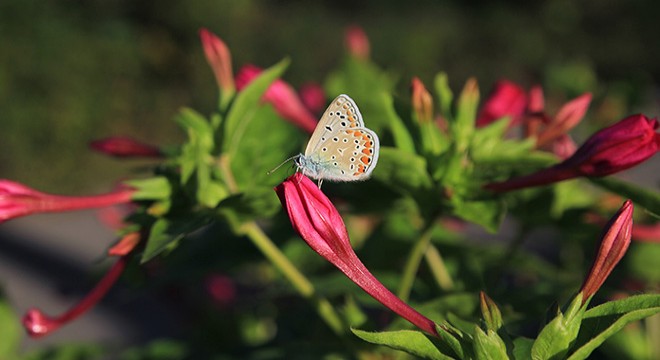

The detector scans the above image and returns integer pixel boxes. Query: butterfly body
[295,94,379,182]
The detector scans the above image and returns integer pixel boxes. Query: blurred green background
[1,0,658,193]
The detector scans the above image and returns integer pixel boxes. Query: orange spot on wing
[362,148,371,155]
[360,156,369,164]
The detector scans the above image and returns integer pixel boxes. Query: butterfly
[271,94,380,184]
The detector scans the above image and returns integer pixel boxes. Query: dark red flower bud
[89,136,163,158]
[476,80,527,127]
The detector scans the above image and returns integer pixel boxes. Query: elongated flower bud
[275,173,439,336]
[580,200,633,303]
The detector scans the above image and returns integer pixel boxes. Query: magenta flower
[89,136,163,158]
[580,200,633,303]
[275,173,439,336]
[0,180,135,223]
[476,80,528,127]
[298,82,326,115]
[485,114,660,192]
[344,25,370,61]
[235,65,318,134]
[199,28,235,95]
[23,254,131,337]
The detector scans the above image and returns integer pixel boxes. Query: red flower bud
[564,114,659,175]
[275,173,438,336]
[344,25,370,61]
[580,200,633,303]
[199,28,235,95]
[235,65,318,134]
[0,181,135,223]
[298,82,326,115]
[23,255,131,337]
[89,136,162,158]
[411,77,434,123]
[485,114,660,192]
[476,80,528,127]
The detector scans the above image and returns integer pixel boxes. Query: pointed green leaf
[474,326,508,360]
[125,176,172,200]
[372,147,433,193]
[512,337,534,360]
[351,328,453,360]
[450,197,505,233]
[434,72,454,122]
[176,108,215,184]
[377,91,416,153]
[228,105,302,191]
[452,78,479,154]
[531,295,585,360]
[436,322,467,359]
[141,216,211,263]
[223,58,290,154]
[568,295,660,360]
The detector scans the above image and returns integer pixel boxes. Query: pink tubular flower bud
[344,25,370,61]
[580,200,633,303]
[535,93,592,148]
[199,28,235,95]
[485,114,660,192]
[235,65,318,134]
[476,80,528,127]
[23,255,131,337]
[411,77,434,123]
[298,83,327,115]
[89,136,163,158]
[275,173,439,336]
[0,181,135,223]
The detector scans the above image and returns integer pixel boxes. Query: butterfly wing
[305,94,365,156]
[303,126,379,181]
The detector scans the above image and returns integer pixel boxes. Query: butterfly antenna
[267,155,300,175]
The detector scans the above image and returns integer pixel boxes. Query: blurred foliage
[1,0,659,192]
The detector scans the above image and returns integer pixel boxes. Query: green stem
[241,221,346,336]
[220,154,345,336]
[397,223,436,302]
[424,244,454,291]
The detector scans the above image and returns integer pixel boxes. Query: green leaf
[589,177,660,216]
[0,298,20,359]
[141,215,211,263]
[372,147,433,194]
[436,322,467,359]
[450,197,505,233]
[470,119,537,164]
[223,58,290,154]
[452,78,479,154]
[377,91,416,153]
[324,57,397,132]
[531,295,585,360]
[176,108,215,184]
[568,295,660,360]
[125,176,172,200]
[434,72,454,123]
[217,188,281,224]
[351,328,453,360]
[228,105,302,191]
[473,326,509,360]
[512,337,534,360]
[627,242,660,282]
